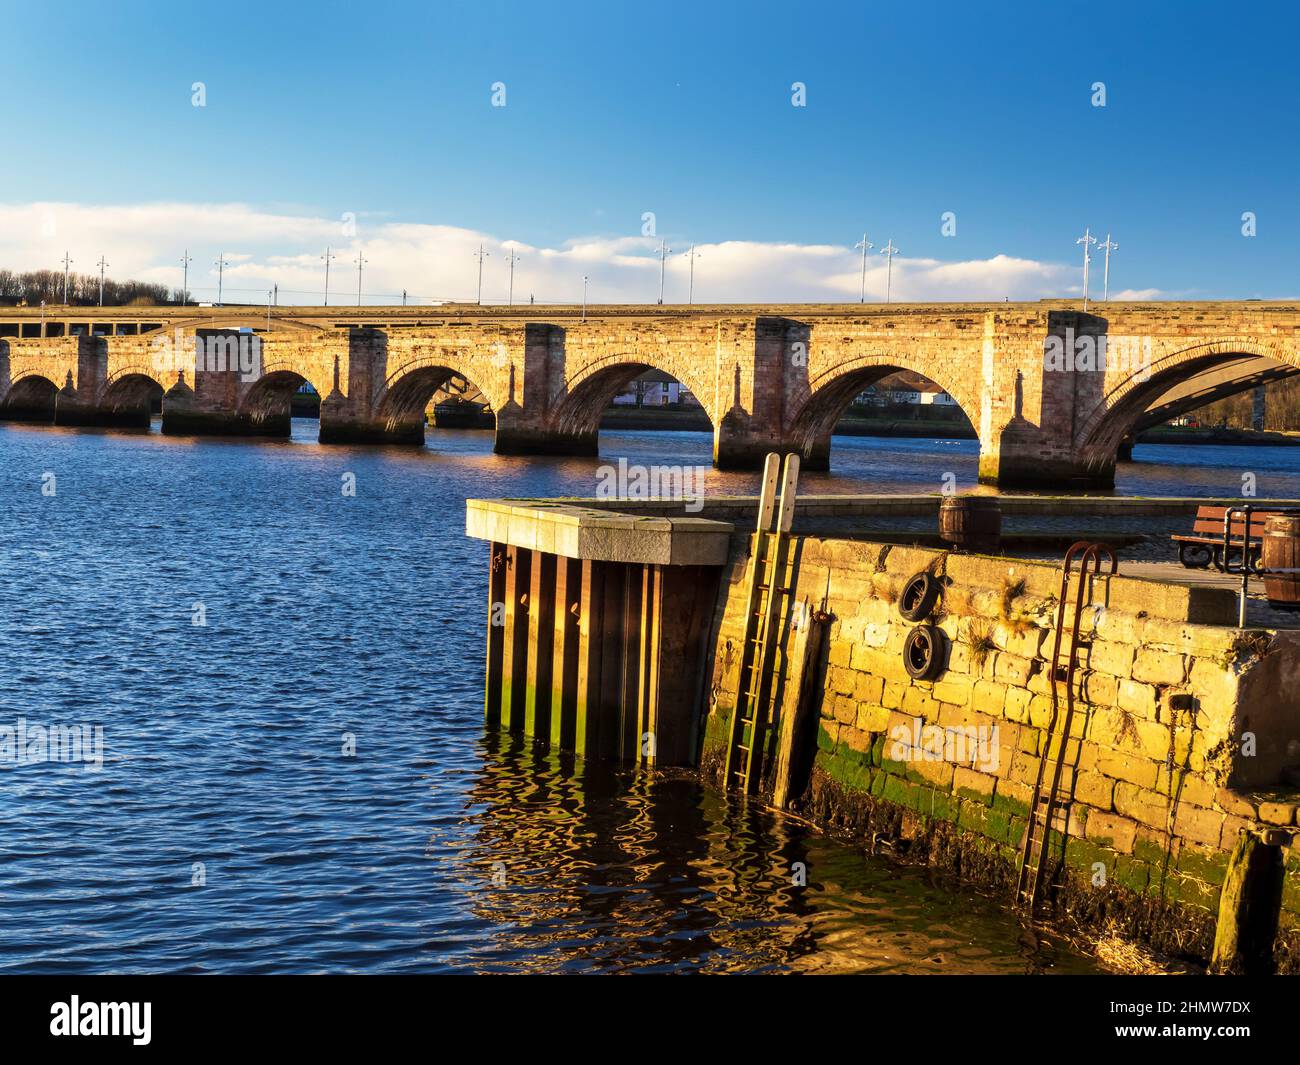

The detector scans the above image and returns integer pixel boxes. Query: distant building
[857,382,956,407]
[611,369,700,408]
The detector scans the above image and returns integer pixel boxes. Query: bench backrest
[1190,505,1288,539]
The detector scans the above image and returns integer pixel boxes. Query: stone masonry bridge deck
[1,300,1297,487]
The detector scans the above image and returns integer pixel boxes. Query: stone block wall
[701,535,1300,966]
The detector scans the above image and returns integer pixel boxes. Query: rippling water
[3,420,1292,973]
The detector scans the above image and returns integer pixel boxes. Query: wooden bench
[1171,505,1286,572]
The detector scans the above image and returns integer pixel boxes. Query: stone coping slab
[466,498,734,566]
[469,496,1255,624]
[506,493,1300,517]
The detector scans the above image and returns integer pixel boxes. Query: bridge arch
[104,363,168,392]
[1074,339,1300,468]
[102,371,166,424]
[238,368,327,432]
[376,354,506,438]
[786,355,980,469]
[550,354,717,442]
[0,372,59,422]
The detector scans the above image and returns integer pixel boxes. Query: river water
[2,421,1296,974]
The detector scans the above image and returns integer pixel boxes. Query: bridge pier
[979,438,1119,489]
[708,402,819,471]
[714,434,789,470]
[54,394,152,429]
[493,424,596,457]
[0,389,56,423]
[161,408,285,437]
[159,374,287,438]
[318,396,424,445]
[988,458,1118,490]
[978,434,1119,489]
[798,432,832,472]
[715,437,826,472]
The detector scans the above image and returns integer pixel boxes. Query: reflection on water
[3,417,1289,973]
[442,734,1096,974]
[411,425,1300,500]
[596,430,1300,499]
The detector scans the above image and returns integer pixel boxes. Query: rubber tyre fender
[903,624,944,681]
[1177,542,1213,570]
[898,571,941,621]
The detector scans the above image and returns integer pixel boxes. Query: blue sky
[1,0,1297,303]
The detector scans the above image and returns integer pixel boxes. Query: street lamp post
[683,244,700,304]
[1076,227,1097,311]
[582,275,588,321]
[475,244,489,304]
[879,240,898,303]
[854,233,873,302]
[1099,233,1118,302]
[657,239,672,305]
[321,247,336,306]
[505,245,521,306]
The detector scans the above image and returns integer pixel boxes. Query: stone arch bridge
[0,301,1296,487]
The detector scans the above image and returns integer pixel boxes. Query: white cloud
[1108,288,1163,301]
[0,201,1141,306]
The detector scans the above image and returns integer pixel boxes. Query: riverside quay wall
[469,493,1300,970]
[701,532,1300,971]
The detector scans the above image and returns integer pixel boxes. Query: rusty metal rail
[1017,540,1117,914]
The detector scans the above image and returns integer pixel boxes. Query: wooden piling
[484,542,507,728]
[636,565,657,765]
[645,565,719,766]
[618,565,645,762]
[549,557,581,751]
[500,545,532,732]
[771,602,830,808]
[596,565,627,761]
[1211,830,1284,975]
[469,498,733,764]
[524,551,557,739]
[574,559,606,758]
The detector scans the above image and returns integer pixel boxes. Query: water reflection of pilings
[443,732,826,972]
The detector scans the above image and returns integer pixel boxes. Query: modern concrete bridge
[1,300,1297,487]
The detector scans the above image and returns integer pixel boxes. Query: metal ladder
[1016,540,1117,913]
[724,452,800,795]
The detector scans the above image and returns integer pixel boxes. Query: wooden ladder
[1016,541,1116,913]
[724,452,801,796]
